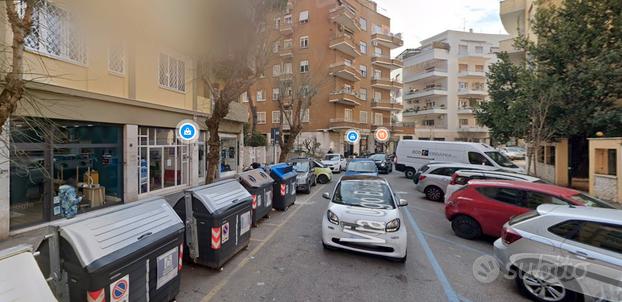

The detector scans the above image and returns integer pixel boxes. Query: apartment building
[247,0,410,156]
[0,0,247,238]
[400,30,508,143]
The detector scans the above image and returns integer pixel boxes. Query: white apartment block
[400,30,508,142]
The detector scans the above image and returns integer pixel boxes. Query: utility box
[239,169,274,226]
[0,245,58,301]
[173,179,253,270]
[56,197,184,302]
[267,163,297,211]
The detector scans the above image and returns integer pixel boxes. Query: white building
[400,30,508,142]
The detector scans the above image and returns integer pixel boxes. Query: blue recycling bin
[267,163,297,211]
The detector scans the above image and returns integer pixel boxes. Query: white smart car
[321,175,408,262]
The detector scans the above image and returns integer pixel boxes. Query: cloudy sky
[373,0,508,55]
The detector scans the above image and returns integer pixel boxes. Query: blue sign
[176,119,199,143]
[345,129,360,144]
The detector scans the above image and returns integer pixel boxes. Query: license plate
[156,247,179,289]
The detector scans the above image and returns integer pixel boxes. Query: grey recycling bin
[173,179,253,270]
[239,169,274,226]
[56,197,184,302]
[0,245,57,301]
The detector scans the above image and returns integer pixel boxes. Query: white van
[394,140,524,178]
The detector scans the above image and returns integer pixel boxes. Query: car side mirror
[399,199,408,207]
[322,192,330,200]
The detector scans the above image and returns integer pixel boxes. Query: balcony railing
[371,100,403,111]
[280,23,293,35]
[329,4,359,32]
[404,87,448,99]
[329,34,361,57]
[404,68,448,83]
[328,118,362,129]
[458,88,487,96]
[371,55,403,70]
[371,77,402,90]
[329,89,362,106]
[371,32,404,49]
[330,63,361,82]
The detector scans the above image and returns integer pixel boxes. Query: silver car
[444,170,545,203]
[414,163,497,201]
[494,204,622,302]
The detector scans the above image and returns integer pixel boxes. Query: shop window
[220,136,238,175]
[138,127,189,194]
[595,148,617,176]
[198,132,206,178]
[9,119,123,229]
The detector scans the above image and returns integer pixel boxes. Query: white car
[444,170,544,203]
[321,175,408,262]
[414,163,497,201]
[321,153,347,173]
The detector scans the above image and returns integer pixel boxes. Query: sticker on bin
[211,227,221,250]
[222,221,230,243]
[290,182,296,195]
[110,274,129,302]
[257,194,262,207]
[240,211,251,235]
[87,289,105,302]
[251,194,257,209]
[265,191,272,207]
[280,184,286,196]
[156,247,179,290]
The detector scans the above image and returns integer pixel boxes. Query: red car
[444,180,615,240]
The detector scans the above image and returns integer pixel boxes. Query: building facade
[400,30,508,143]
[247,0,411,156]
[0,0,247,238]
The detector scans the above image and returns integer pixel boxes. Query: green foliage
[243,124,267,147]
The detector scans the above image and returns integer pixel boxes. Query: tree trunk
[278,135,295,162]
[246,87,257,135]
[205,94,232,184]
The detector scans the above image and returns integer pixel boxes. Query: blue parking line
[404,208,460,302]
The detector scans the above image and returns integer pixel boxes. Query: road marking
[200,188,327,302]
[262,223,281,227]
[404,208,460,302]
[421,231,491,256]
[250,238,265,242]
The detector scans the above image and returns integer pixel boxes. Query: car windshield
[484,151,518,168]
[313,161,325,168]
[324,155,340,161]
[569,193,619,209]
[291,161,310,173]
[369,154,385,161]
[347,162,377,172]
[333,180,395,209]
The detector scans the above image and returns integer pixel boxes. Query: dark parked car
[368,153,392,174]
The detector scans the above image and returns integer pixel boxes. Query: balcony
[403,87,448,99]
[280,48,293,58]
[458,126,488,133]
[403,107,447,116]
[329,34,361,58]
[280,23,293,35]
[371,32,404,49]
[403,46,449,65]
[329,63,361,82]
[371,77,401,90]
[458,88,487,97]
[371,100,403,111]
[457,70,486,78]
[403,68,448,83]
[329,4,359,32]
[329,90,362,106]
[390,122,417,134]
[458,51,493,60]
[371,55,403,70]
[329,118,362,130]
[500,0,526,36]
[457,107,475,114]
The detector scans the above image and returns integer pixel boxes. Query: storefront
[219,134,239,178]
[9,119,123,229]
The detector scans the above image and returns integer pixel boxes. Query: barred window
[108,43,125,75]
[257,112,267,124]
[272,111,281,124]
[21,0,87,65]
[301,108,310,122]
[159,53,186,92]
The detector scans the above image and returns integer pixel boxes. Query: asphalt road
[178,171,530,302]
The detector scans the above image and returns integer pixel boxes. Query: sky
[373,0,508,55]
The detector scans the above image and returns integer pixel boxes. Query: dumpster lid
[268,163,296,180]
[57,197,183,268]
[0,245,57,301]
[239,169,274,188]
[186,179,252,214]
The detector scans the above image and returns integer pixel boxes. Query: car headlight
[380,162,386,167]
[326,210,339,225]
[385,218,400,232]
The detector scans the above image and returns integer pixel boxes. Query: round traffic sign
[176,119,199,143]
[374,127,390,143]
[345,129,360,144]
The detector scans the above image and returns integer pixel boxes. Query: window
[459,82,469,90]
[546,146,556,165]
[108,43,125,75]
[372,24,382,34]
[359,88,367,101]
[537,146,545,163]
[240,92,249,103]
[299,10,309,23]
[256,89,265,101]
[565,221,622,254]
[275,17,281,29]
[272,88,280,101]
[459,64,468,72]
[374,113,383,126]
[273,41,280,53]
[23,0,87,65]
[159,53,185,92]
[344,109,353,121]
[431,167,459,176]
[300,36,309,48]
[272,111,281,123]
[477,187,525,207]
[468,152,493,166]
[373,69,382,79]
[301,108,310,122]
[360,111,368,123]
[459,45,468,55]
[549,220,583,239]
[300,60,309,73]
[595,148,617,175]
[359,17,367,31]
[423,120,435,126]
[284,62,293,74]
[284,14,292,24]
[475,65,484,72]
[359,65,367,78]
[374,90,381,102]
[523,191,568,209]
[272,64,281,77]
[374,47,382,57]
[359,41,367,54]
[284,39,293,49]
[475,46,484,54]
[459,119,469,126]
[138,127,190,193]
[257,112,267,124]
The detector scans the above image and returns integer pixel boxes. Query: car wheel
[304,183,311,194]
[516,265,582,302]
[318,174,329,184]
[405,169,416,179]
[312,176,317,186]
[424,186,444,202]
[451,215,482,240]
